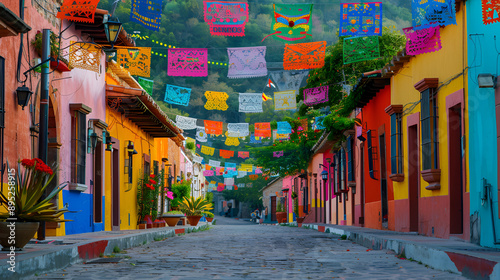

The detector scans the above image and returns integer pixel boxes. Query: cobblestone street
[34,217,466,280]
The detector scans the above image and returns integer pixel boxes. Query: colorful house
[261,177,283,222]
[387,0,469,240]
[466,0,500,247]
[105,61,183,230]
[0,3,138,236]
[354,71,393,230]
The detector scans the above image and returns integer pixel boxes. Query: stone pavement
[300,222,500,280]
[32,216,465,280]
[0,222,211,280]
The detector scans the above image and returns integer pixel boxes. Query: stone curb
[0,223,211,280]
[273,222,500,280]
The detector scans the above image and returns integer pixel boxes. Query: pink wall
[0,1,106,192]
[59,21,107,194]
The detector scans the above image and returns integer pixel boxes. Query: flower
[149,174,155,179]
[20,159,35,168]
[146,184,154,190]
[149,179,157,185]
[166,191,174,200]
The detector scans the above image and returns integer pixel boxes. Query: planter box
[137,224,146,229]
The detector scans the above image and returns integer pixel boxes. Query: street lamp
[103,14,123,48]
[16,86,32,110]
[87,125,99,154]
[321,170,328,181]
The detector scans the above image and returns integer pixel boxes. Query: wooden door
[271,196,277,221]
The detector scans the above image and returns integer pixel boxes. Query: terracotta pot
[162,216,181,227]
[0,221,39,249]
[186,216,202,226]
[276,212,287,223]
[296,217,305,223]
[206,217,214,222]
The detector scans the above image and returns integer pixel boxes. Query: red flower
[146,184,154,190]
[149,179,157,185]
[20,159,35,168]
[150,174,155,179]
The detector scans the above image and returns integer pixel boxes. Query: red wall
[357,85,395,230]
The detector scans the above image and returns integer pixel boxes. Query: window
[347,136,354,182]
[334,152,340,194]
[340,147,346,191]
[390,112,403,175]
[367,130,376,179]
[71,110,86,184]
[421,88,439,170]
[386,104,404,179]
[153,160,159,176]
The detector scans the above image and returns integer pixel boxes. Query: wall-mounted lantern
[16,86,32,110]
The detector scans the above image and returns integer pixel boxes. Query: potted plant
[30,31,73,72]
[137,172,161,228]
[170,179,191,210]
[179,196,213,226]
[275,200,287,224]
[0,159,70,249]
[161,210,184,227]
[205,212,214,223]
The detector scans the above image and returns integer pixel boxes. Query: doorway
[271,196,277,221]
[408,124,420,232]
[111,139,120,231]
[379,133,388,229]
[93,142,103,223]
[449,104,464,234]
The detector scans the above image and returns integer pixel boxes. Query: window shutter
[347,136,354,182]
[367,130,375,179]
[390,114,398,175]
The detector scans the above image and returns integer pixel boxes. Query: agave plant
[179,196,213,216]
[0,159,70,223]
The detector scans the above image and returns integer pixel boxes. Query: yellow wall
[391,6,468,200]
[105,107,156,230]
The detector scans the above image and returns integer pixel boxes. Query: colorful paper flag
[228,46,267,78]
[57,0,100,23]
[239,93,263,113]
[69,42,101,73]
[263,3,313,42]
[164,84,192,106]
[204,120,223,135]
[205,91,229,111]
[274,90,297,111]
[130,0,162,31]
[304,86,329,106]
[412,0,456,30]
[168,48,208,77]
[117,47,151,77]
[203,1,249,36]
[343,36,380,64]
[283,41,326,70]
[339,2,382,37]
[403,26,442,56]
